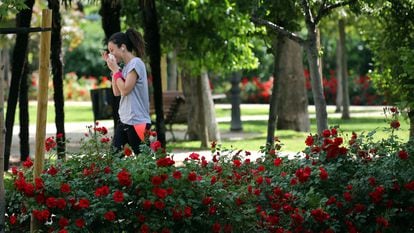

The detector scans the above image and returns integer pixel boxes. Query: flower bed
[5,109,414,233]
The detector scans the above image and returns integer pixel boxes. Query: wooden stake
[31,9,52,232]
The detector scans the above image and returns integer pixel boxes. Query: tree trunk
[167,50,178,90]
[201,71,220,142]
[99,0,121,129]
[141,0,166,146]
[4,0,34,171]
[276,37,310,132]
[197,76,209,148]
[335,38,343,113]
[181,73,199,140]
[305,26,328,134]
[48,0,66,159]
[0,48,7,233]
[230,72,242,132]
[267,36,282,145]
[339,19,350,119]
[409,108,414,141]
[19,63,29,162]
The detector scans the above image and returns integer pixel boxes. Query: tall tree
[19,63,29,162]
[140,0,167,146]
[253,0,356,134]
[4,0,35,170]
[276,37,310,132]
[0,44,7,233]
[335,37,343,113]
[48,0,66,159]
[99,0,121,129]
[338,18,350,119]
[245,0,309,145]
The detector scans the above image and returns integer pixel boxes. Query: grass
[14,102,409,153]
[169,117,410,152]
[15,103,94,124]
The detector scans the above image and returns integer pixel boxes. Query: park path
[9,103,386,165]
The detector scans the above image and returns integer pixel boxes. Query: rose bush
[5,108,414,232]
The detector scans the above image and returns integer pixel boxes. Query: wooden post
[31,9,52,232]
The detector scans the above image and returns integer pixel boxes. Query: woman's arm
[115,70,138,96]
[112,75,121,96]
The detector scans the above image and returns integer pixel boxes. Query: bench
[150,91,186,140]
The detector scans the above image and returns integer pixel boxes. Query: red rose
[322,129,331,138]
[274,158,282,166]
[184,206,192,217]
[212,222,221,233]
[319,167,328,180]
[153,187,168,199]
[156,157,175,167]
[150,140,162,151]
[104,166,111,173]
[305,135,314,146]
[188,171,197,182]
[344,192,352,202]
[390,120,400,129]
[154,200,165,210]
[113,190,124,203]
[211,176,217,185]
[104,211,116,221]
[189,152,200,160]
[202,196,213,205]
[124,146,133,156]
[47,165,58,176]
[56,198,66,209]
[46,197,57,208]
[75,218,85,228]
[58,217,69,228]
[311,208,330,223]
[151,176,163,186]
[233,159,242,167]
[117,169,132,186]
[45,136,57,151]
[9,215,17,225]
[143,200,152,210]
[35,177,44,190]
[404,181,414,191]
[60,183,71,193]
[172,171,182,179]
[78,198,90,209]
[398,150,409,160]
[22,157,33,168]
[376,216,389,228]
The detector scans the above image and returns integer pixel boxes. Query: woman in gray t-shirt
[103,28,151,155]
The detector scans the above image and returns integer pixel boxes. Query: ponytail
[126,28,145,58]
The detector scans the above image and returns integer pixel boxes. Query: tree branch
[315,0,357,24]
[301,0,315,26]
[251,17,305,46]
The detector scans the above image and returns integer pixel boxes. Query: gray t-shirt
[119,57,151,125]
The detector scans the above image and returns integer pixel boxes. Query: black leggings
[112,122,151,155]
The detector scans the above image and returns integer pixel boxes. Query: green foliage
[358,0,414,108]
[133,0,261,76]
[0,0,28,20]
[63,12,106,77]
[5,110,414,232]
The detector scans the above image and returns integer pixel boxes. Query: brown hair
[108,28,145,58]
